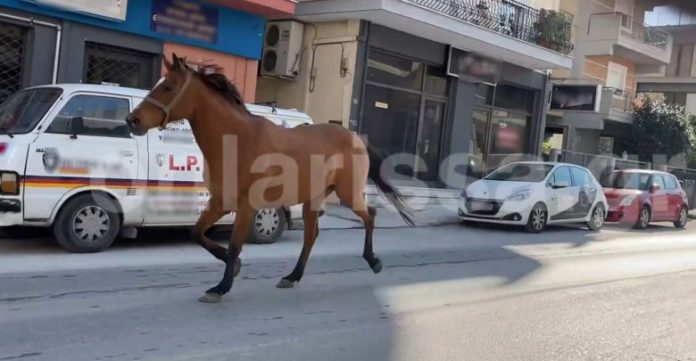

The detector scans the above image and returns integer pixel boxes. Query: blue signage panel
[151,0,218,44]
[0,0,265,59]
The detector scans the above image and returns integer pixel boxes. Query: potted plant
[534,9,573,53]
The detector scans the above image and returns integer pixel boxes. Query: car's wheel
[54,193,121,253]
[247,208,286,244]
[525,203,547,233]
[674,206,688,228]
[634,206,651,230]
[586,204,606,231]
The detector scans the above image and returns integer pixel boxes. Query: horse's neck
[188,94,250,166]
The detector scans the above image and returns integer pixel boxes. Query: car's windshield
[485,163,555,182]
[0,88,62,134]
[601,172,651,190]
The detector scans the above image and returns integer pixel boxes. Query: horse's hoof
[276,279,298,289]
[371,259,383,274]
[198,293,223,304]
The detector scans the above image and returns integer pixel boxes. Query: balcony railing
[590,12,670,51]
[402,0,574,54]
[605,87,636,113]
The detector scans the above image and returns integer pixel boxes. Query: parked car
[459,162,608,233]
[0,84,314,252]
[603,169,689,229]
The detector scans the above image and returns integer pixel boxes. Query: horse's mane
[193,64,251,116]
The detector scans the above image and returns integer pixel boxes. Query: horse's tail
[365,143,416,226]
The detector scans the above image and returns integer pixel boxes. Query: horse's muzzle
[125,115,146,136]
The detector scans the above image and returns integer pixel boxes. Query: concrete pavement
[2,221,696,361]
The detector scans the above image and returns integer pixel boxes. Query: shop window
[488,111,530,155]
[47,95,131,138]
[425,66,448,96]
[475,83,494,106]
[0,22,27,103]
[84,42,156,89]
[366,51,424,91]
[494,84,535,113]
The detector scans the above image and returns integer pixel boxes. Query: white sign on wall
[22,0,128,21]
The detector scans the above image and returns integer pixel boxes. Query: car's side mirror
[650,184,662,193]
[552,181,570,189]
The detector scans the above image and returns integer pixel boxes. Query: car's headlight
[619,195,636,207]
[506,190,532,201]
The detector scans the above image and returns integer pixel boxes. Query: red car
[603,169,689,229]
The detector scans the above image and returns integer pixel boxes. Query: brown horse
[126,53,414,303]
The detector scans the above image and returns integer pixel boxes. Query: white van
[0,84,313,252]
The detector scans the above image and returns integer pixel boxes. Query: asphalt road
[2,222,696,361]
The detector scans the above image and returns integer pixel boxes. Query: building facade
[638,7,696,116]
[544,0,685,157]
[256,0,574,189]
[0,0,297,103]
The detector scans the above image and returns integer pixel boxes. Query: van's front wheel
[54,194,121,253]
[247,208,286,244]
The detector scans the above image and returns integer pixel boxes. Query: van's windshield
[0,88,63,135]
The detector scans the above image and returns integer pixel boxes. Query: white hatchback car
[459,162,608,232]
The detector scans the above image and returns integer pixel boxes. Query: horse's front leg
[191,197,230,262]
[198,205,254,304]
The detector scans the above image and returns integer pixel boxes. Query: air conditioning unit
[261,20,304,80]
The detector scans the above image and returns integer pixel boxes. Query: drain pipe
[51,23,62,84]
[0,12,62,84]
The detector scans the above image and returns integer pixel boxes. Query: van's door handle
[120,150,135,157]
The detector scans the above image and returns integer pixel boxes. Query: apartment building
[638,3,696,115]
[545,0,675,156]
[256,0,574,188]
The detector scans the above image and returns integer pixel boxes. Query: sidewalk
[316,203,696,229]
[314,202,460,230]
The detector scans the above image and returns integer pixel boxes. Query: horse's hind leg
[277,202,320,288]
[337,189,381,274]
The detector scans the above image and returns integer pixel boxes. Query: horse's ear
[172,53,184,70]
[163,54,173,72]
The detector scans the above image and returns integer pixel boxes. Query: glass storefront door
[468,109,490,179]
[416,99,446,181]
[360,50,448,184]
[471,108,532,176]
[362,84,420,163]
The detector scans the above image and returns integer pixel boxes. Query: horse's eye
[164,85,173,92]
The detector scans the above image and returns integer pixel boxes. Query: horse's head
[126,53,196,136]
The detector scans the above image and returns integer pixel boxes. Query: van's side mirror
[68,116,84,139]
